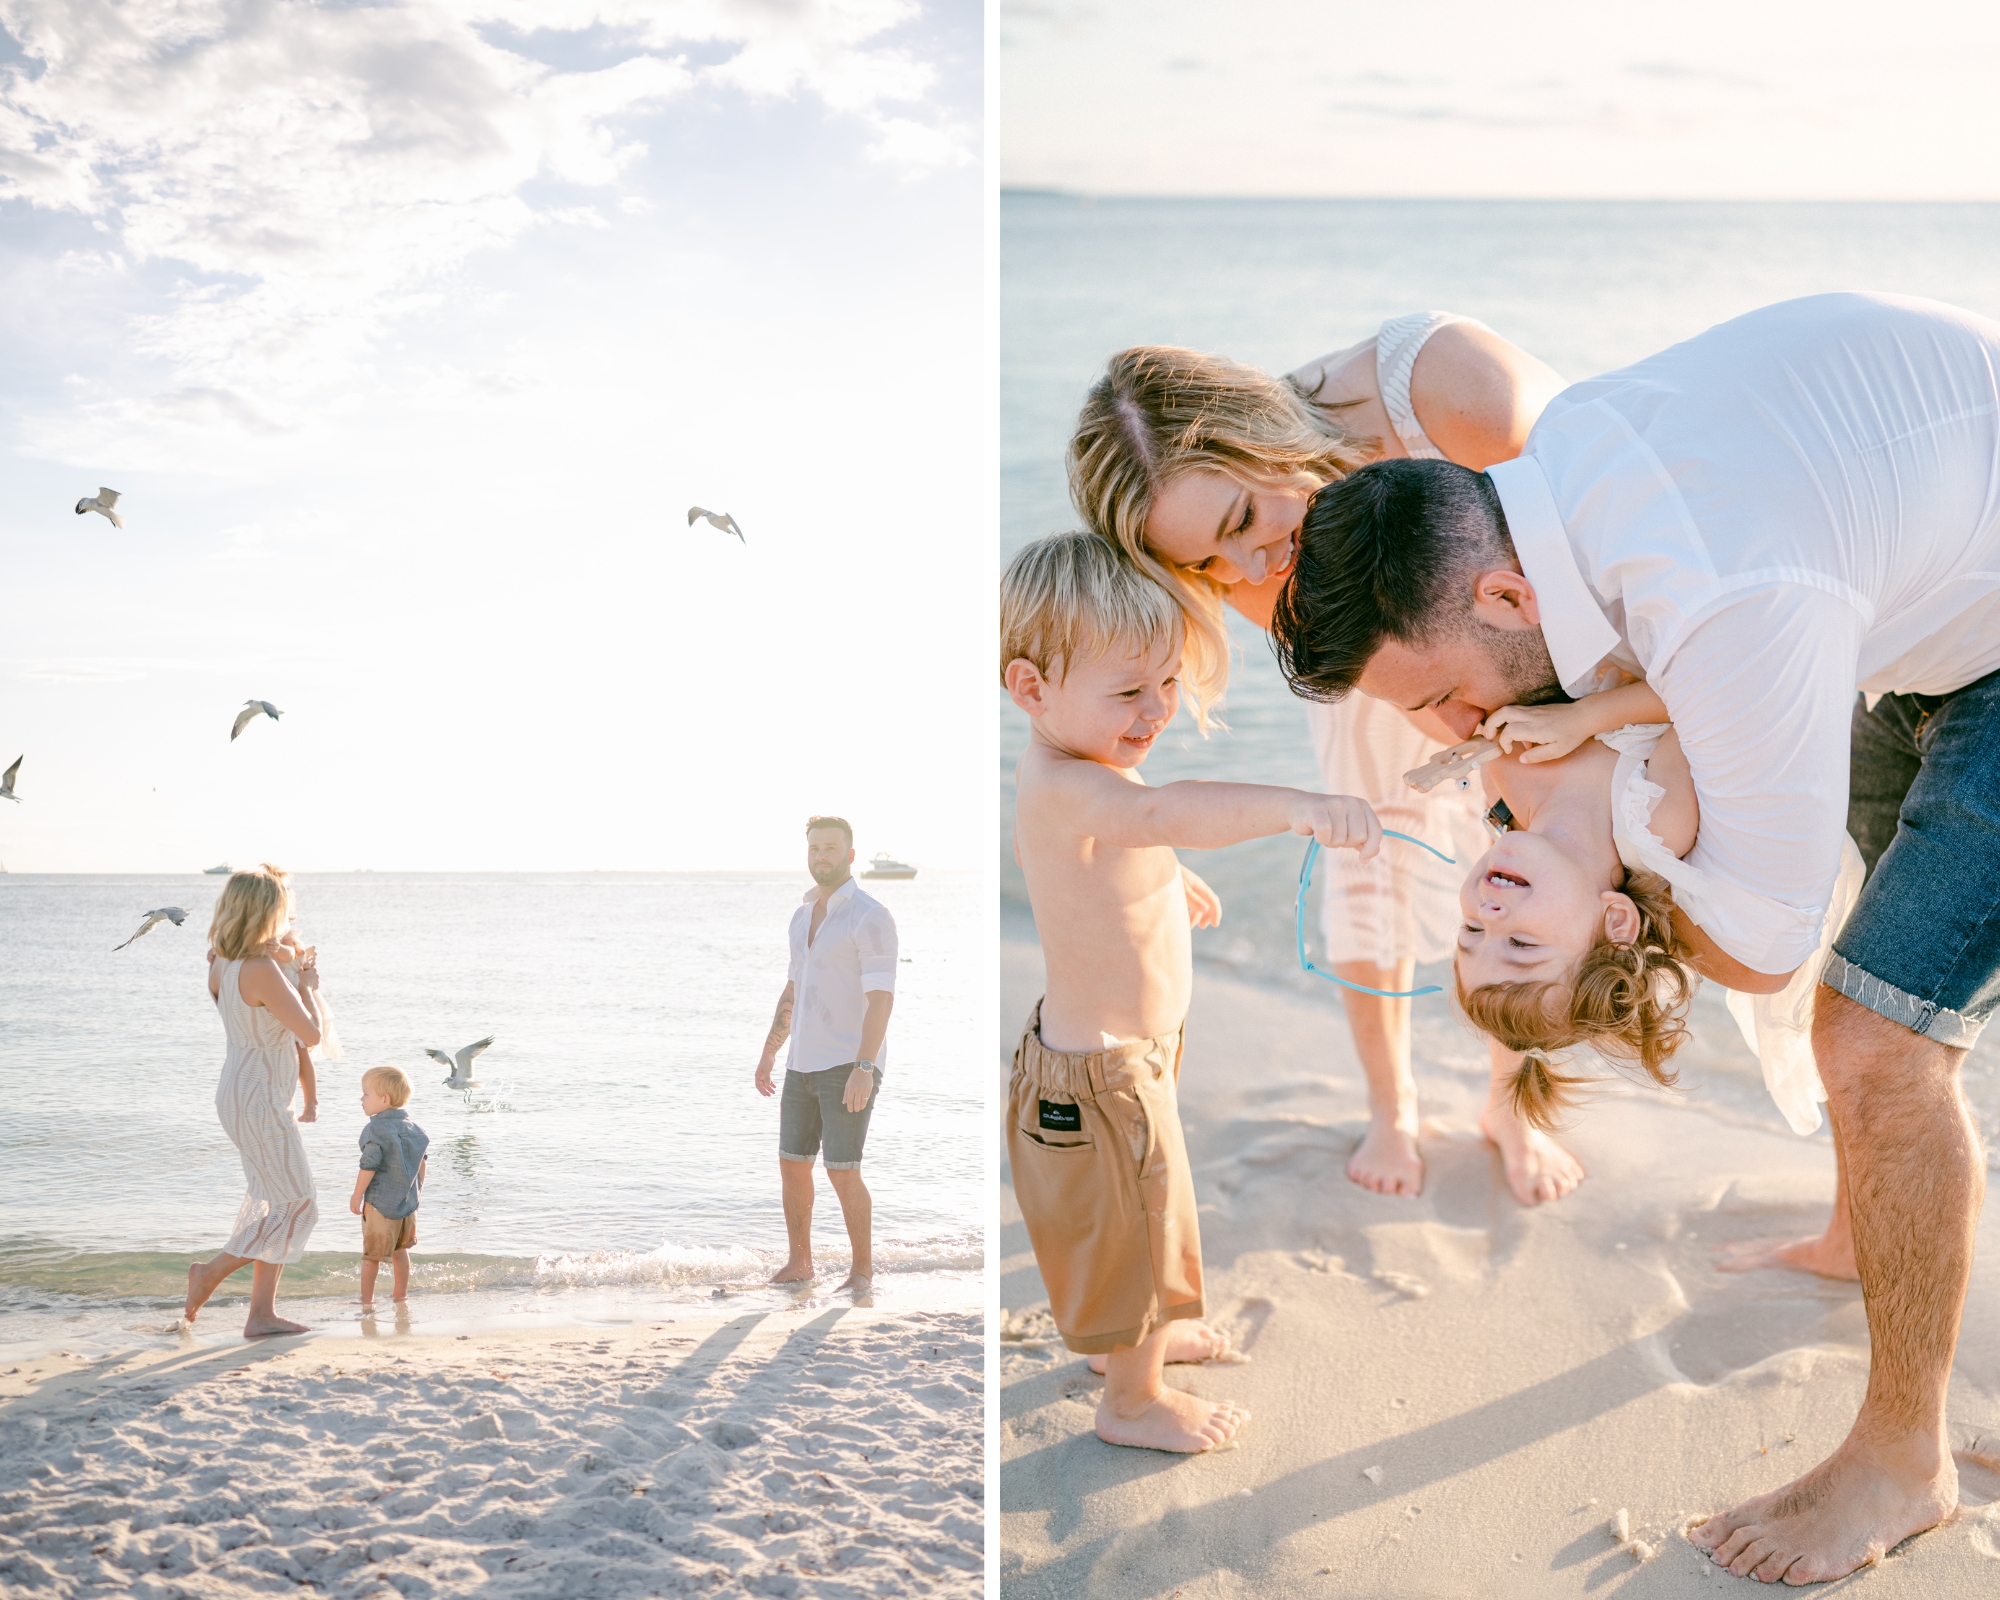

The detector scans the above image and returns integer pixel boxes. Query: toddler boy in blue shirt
[349,1065,429,1306]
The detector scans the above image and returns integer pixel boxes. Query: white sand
[1001,933,2000,1596]
[0,1306,982,1598]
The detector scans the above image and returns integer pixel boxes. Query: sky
[0,0,983,873]
[1003,0,2000,198]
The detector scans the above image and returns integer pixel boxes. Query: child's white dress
[1598,723,1865,1135]
[215,959,320,1262]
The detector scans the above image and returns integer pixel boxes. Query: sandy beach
[1000,928,2000,1596]
[0,1304,982,1598]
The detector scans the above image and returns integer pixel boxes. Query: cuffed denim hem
[822,1158,864,1171]
[1823,952,1986,1050]
[779,1149,818,1165]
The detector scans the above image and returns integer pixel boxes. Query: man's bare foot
[1479,1100,1585,1205]
[1690,1432,1956,1583]
[837,1273,871,1294]
[1095,1387,1248,1452]
[1347,1118,1424,1196]
[770,1261,815,1285]
[1088,1319,1231,1375]
[1714,1230,1858,1281]
[243,1315,309,1338]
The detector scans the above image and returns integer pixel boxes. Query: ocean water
[1000,195,2000,1149]
[0,871,981,1355]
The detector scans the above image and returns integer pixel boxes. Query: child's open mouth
[1485,869,1530,889]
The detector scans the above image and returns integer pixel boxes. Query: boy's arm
[1478,680,1670,764]
[1067,764,1381,856]
[418,1157,427,1186]
[754,981,794,1097]
[349,1169,372,1215]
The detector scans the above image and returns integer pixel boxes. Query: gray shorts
[779,1065,881,1170]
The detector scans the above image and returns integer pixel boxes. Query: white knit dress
[1304,311,1515,966]
[214,959,319,1263]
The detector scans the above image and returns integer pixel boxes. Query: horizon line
[999,188,2000,205]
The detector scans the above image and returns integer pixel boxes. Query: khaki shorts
[360,1204,417,1262]
[1006,999,1203,1355]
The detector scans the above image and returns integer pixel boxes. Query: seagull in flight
[115,906,189,950]
[687,506,745,543]
[426,1036,494,1090]
[0,755,18,802]
[231,700,282,740]
[74,488,124,529]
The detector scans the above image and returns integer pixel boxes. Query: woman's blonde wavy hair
[1067,345,1374,726]
[209,869,288,962]
[1454,868,1697,1129]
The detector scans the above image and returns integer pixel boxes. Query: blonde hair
[1455,868,1696,1129]
[209,869,287,961]
[1001,531,1183,690]
[1067,346,1373,722]
[363,1065,412,1108]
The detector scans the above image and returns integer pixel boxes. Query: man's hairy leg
[1694,989,1979,1584]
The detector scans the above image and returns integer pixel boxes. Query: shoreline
[999,932,2000,1596]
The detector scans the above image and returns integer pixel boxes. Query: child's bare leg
[1096,1325,1248,1452]
[1087,1320,1232,1373]
[1478,1039,1586,1205]
[1336,961,1424,1196]
[1715,1104,1857,1279]
[391,1248,411,1301]
[244,1261,308,1338]
[360,1260,381,1305]
[295,1047,317,1121]
[185,1252,250,1320]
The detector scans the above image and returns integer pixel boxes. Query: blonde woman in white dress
[1070,314,1581,1207]
[183,869,326,1337]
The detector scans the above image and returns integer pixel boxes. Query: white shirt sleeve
[855,905,898,995]
[786,909,804,986]
[1655,587,1868,975]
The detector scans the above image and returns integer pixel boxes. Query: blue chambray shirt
[358,1109,430,1219]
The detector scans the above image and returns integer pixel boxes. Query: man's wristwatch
[853,1059,875,1073]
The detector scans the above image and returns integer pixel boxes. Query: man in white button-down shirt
[754,816,897,1295]
[1270,293,2000,1584]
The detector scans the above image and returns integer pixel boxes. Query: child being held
[1002,531,1382,1454]
[350,1066,429,1307]
[1457,680,1860,1138]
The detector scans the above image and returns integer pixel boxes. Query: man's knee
[1813,984,1963,1106]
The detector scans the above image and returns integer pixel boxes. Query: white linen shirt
[785,878,899,1074]
[1488,292,2000,974]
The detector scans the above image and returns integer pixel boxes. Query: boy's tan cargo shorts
[1006,999,1203,1354]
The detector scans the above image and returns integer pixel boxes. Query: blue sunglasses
[1296,832,1457,998]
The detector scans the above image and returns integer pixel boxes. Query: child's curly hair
[1455,867,1697,1129]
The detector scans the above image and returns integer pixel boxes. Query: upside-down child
[1002,532,1384,1453]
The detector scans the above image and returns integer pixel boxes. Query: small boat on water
[203,863,231,875]
[862,853,917,880]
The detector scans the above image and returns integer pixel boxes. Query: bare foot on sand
[1690,1434,1956,1583]
[837,1273,872,1295]
[184,1263,208,1323]
[1714,1229,1858,1281]
[243,1314,309,1338]
[1088,1319,1231,1375]
[1347,1118,1424,1196]
[1095,1387,1248,1453]
[1479,1100,1585,1205]
[770,1261,815,1285]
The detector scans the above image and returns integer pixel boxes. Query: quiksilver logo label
[1038,1100,1082,1133]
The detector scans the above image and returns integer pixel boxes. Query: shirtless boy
[1002,532,1382,1453]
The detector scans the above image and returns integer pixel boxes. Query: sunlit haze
[0,0,980,872]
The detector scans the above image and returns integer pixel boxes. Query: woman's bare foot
[1347,1117,1424,1196]
[1088,1319,1231,1375]
[1095,1388,1248,1452]
[1479,1099,1585,1205]
[243,1314,309,1338]
[1714,1229,1858,1281]
[185,1263,205,1323]
[1690,1431,1956,1583]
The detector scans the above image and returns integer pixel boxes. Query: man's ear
[1470,567,1541,631]
[1004,657,1050,715]
[1601,890,1641,946]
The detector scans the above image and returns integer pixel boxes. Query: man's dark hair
[805,815,853,847]
[1270,458,1514,701]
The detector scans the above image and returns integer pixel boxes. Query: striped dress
[214,959,318,1263]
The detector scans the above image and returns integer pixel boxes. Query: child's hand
[1288,793,1382,860]
[349,1195,362,1215]
[298,1100,317,1124]
[1180,866,1222,929]
[1479,702,1594,763]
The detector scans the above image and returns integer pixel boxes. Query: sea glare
[1001,194,2000,1151]
[0,871,981,1356]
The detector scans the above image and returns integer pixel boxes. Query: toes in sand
[1347,1120,1424,1197]
[243,1316,310,1339]
[1095,1387,1248,1453]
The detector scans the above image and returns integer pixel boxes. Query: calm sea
[1001,195,2000,1149]
[0,871,981,1355]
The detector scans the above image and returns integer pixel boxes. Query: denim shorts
[779,1064,881,1170]
[1826,669,2000,1048]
